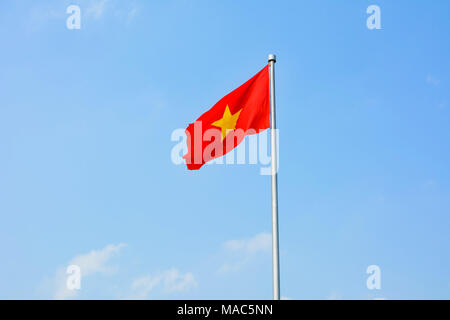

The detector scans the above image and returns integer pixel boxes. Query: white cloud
[224,232,271,254]
[70,243,125,276]
[130,275,161,299]
[162,268,197,293]
[50,243,126,300]
[219,232,272,273]
[130,268,197,299]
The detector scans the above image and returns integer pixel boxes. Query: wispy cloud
[26,0,138,31]
[219,232,271,273]
[86,0,109,19]
[129,268,197,299]
[423,179,438,189]
[26,5,65,31]
[327,291,342,300]
[426,74,440,86]
[126,5,139,22]
[86,0,139,23]
[224,232,271,254]
[46,243,126,300]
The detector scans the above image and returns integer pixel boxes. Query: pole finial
[268,54,276,63]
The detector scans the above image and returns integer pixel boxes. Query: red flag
[183,65,270,170]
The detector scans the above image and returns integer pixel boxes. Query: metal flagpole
[268,54,280,300]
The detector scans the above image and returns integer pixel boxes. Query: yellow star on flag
[211,105,242,140]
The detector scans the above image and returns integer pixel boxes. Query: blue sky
[0,0,449,299]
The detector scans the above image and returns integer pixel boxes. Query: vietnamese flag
[183,65,270,170]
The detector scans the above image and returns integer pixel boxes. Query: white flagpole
[268,54,280,300]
